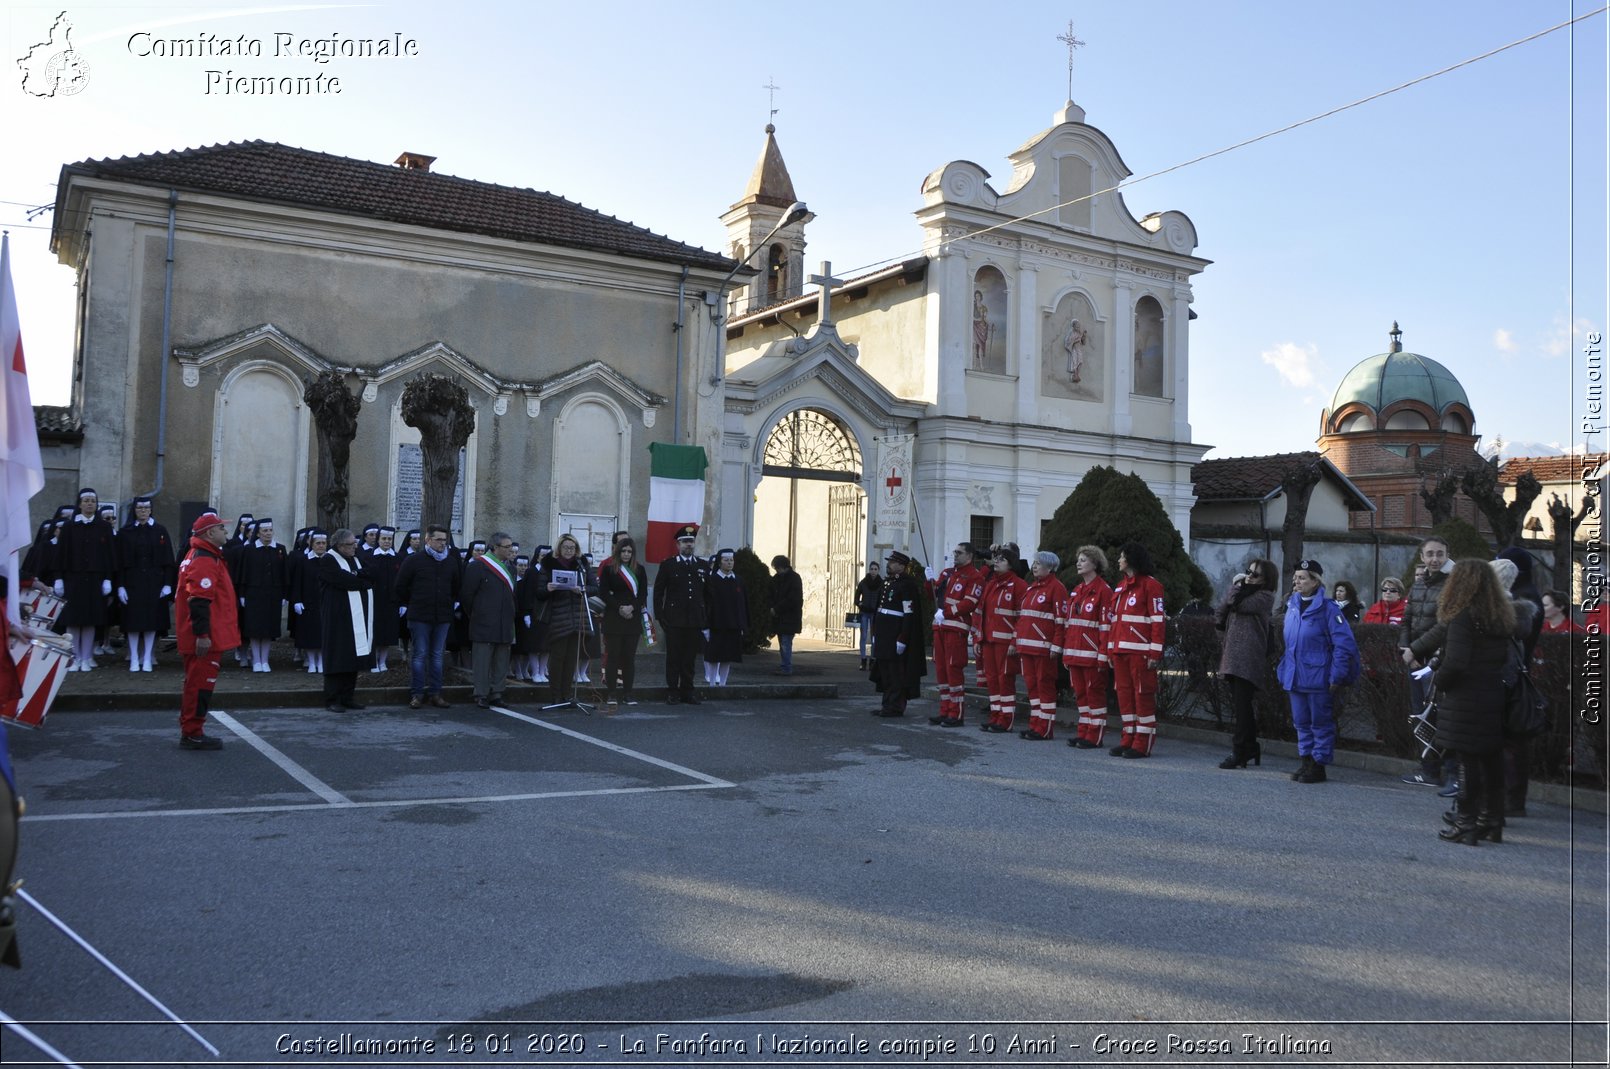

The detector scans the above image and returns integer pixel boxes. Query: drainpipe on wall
[137,190,178,503]
[672,265,688,446]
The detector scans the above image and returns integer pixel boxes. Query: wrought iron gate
[825,484,862,647]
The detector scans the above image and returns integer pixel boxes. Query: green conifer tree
[1041,465,1210,611]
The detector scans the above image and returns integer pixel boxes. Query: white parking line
[23,782,730,823]
[208,710,352,806]
[23,707,735,823]
[488,705,735,787]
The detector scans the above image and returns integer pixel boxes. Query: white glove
[118,587,129,604]
[53,579,63,596]
[398,606,407,617]
[702,629,710,641]
[101,579,112,596]
[896,641,907,655]
[239,597,246,607]
[933,609,945,625]
[159,585,172,598]
[523,615,531,628]
[452,602,460,612]
[294,603,304,614]
[924,566,936,582]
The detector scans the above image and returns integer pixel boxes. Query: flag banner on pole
[872,434,913,543]
[645,443,708,562]
[1,233,47,630]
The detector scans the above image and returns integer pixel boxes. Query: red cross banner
[873,433,913,544]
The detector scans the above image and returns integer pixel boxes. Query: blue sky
[5,0,1605,461]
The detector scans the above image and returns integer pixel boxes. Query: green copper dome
[1330,325,1469,416]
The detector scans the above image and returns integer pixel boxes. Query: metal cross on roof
[764,76,781,125]
[1056,20,1085,103]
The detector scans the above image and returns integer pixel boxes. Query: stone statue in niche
[1041,292,1102,402]
[970,266,1008,374]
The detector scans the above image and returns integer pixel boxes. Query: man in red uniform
[175,512,240,750]
[1107,540,1167,758]
[929,542,985,726]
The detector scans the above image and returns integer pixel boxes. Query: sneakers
[1400,770,1443,787]
[179,734,223,751]
[1437,779,1461,799]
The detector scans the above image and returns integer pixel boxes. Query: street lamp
[708,200,812,321]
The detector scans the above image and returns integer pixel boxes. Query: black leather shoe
[1019,730,1046,740]
[341,700,366,710]
[1439,821,1480,845]
[1121,747,1150,759]
[682,692,702,705]
[1108,744,1131,757]
[667,695,682,705]
[179,734,223,751]
[937,718,963,727]
[1070,738,1099,749]
[327,702,346,713]
[877,709,904,718]
[1290,755,1314,781]
[928,715,948,725]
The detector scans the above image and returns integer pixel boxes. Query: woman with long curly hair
[1432,559,1518,845]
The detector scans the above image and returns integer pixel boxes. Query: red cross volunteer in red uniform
[929,543,985,726]
[1061,545,1116,749]
[1107,541,1167,758]
[175,512,240,750]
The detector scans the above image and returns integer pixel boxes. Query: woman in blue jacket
[1276,558,1359,784]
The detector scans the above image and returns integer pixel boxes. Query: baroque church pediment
[920,104,1201,259]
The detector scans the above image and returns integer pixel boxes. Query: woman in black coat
[1433,559,1520,845]
[534,535,598,704]
[515,544,552,682]
[55,488,115,670]
[114,496,175,672]
[703,549,749,686]
[770,554,803,675]
[1213,558,1277,769]
[598,540,648,705]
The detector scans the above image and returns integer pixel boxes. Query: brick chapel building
[1317,323,1489,536]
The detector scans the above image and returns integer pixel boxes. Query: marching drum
[18,586,64,628]
[2,633,73,729]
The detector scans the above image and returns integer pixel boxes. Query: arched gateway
[756,408,864,646]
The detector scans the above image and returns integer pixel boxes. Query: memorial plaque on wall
[394,444,465,536]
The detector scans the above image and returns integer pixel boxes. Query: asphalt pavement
[1,642,1605,1069]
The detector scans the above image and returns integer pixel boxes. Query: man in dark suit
[460,531,518,708]
[653,524,707,705]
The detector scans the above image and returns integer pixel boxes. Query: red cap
[191,512,228,535]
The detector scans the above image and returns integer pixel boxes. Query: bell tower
[720,123,808,317]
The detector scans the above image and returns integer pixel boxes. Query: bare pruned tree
[1461,460,1542,550]
[1548,490,1596,590]
[1279,455,1325,587]
[400,374,475,532]
[1419,470,1459,528]
[303,371,361,532]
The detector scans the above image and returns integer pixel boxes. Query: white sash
[329,552,374,657]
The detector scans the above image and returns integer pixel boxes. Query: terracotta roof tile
[60,141,733,271]
[1499,454,1606,485]
[1192,451,1324,501]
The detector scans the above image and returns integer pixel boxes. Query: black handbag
[1502,638,1549,740]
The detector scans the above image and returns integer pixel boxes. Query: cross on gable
[808,261,844,328]
[1056,20,1085,102]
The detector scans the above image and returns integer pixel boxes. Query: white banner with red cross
[872,434,913,545]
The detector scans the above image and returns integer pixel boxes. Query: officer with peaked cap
[653,524,708,705]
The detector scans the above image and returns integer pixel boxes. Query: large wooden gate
[825,484,862,647]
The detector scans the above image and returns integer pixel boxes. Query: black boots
[1290,755,1313,781]
[1220,743,1261,769]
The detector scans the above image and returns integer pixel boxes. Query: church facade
[721,102,1211,640]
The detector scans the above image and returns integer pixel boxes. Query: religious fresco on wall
[1040,291,1102,402]
[970,266,1008,374]
[1133,295,1166,398]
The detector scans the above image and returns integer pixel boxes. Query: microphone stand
[542,560,595,714]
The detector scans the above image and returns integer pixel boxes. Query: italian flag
[645,443,708,562]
